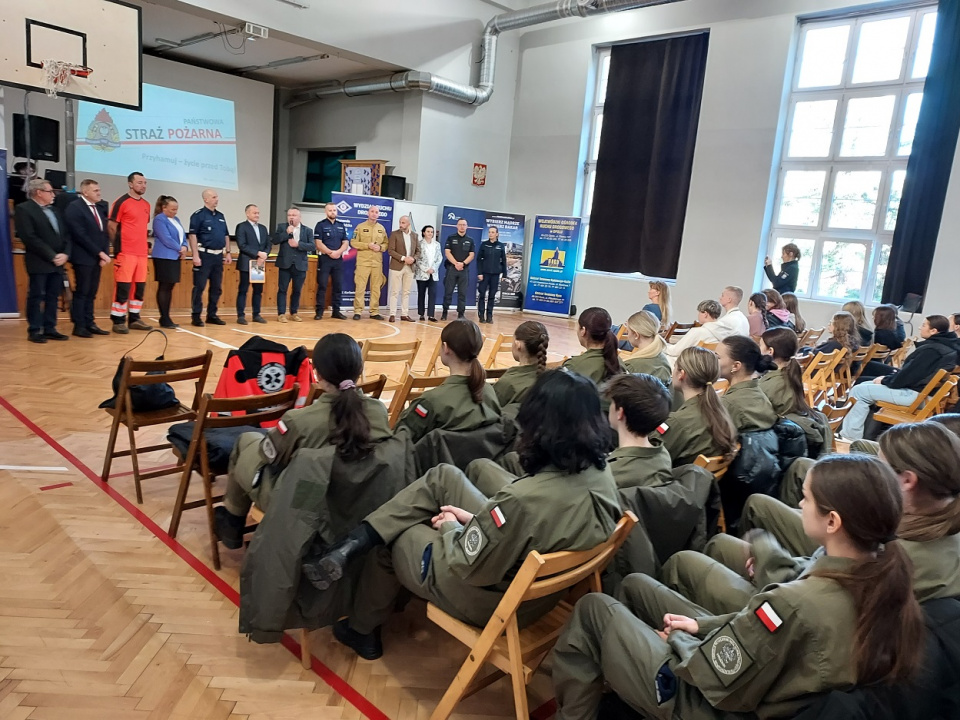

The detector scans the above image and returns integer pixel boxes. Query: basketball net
[41,59,92,98]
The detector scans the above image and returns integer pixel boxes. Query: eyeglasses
[39,188,55,194]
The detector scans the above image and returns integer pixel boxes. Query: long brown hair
[761,327,812,415]
[829,311,861,369]
[648,281,672,328]
[763,288,786,311]
[578,307,621,380]
[312,334,372,462]
[873,304,898,331]
[675,347,738,460]
[808,455,924,685]
[782,292,805,333]
[842,301,871,332]
[514,321,549,375]
[441,320,486,403]
[880,422,960,542]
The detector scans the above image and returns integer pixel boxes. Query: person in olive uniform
[551,454,925,720]
[187,188,232,327]
[763,242,801,294]
[314,202,349,319]
[602,374,672,488]
[351,205,389,319]
[395,319,501,443]
[476,226,507,323]
[564,307,626,384]
[217,334,391,545]
[715,336,779,435]
[493,320,549,408]
[441,218,476,320]
[303,369,622,660]
[621,310,672,385]
[659,347,738,467]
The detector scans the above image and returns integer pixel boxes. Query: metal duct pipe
[285,0,683,108]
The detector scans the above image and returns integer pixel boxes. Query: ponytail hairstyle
[720,335,778,379]
[155,194,176,217]
[829,311,861,369]
[601,373,671,436]
[312,334,372,462]
[441,319,486,403]
[748,292,771,330]
[873,304,898,332]
[648,280,672,328]
[808,455,924,684]
[514,320,549,375]
[842,301,871,333]
[782,292,805,334]
[675,347,738,460]
[761,327,812,415]
[879,422,960,542]
[577,307,621,380]
[762,288,786,311]
[626,309,661,341]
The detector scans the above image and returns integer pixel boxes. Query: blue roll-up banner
[0,149,18,317]
[329,192,394,305]
[523,215,583,317]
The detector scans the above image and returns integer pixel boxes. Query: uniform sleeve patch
[277,420,289,435]
[656,422,669,435]
[458,518,488,564]
[260,436,277,462]
[414,404,429,418]
[755,602,783,633]
[699,625,754,687]
[490,506,506,527]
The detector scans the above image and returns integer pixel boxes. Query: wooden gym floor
[0,307,584,720]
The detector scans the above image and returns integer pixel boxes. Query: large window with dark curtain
[583,32,709,279]
[302,149,355,203]
[882,0,960,308]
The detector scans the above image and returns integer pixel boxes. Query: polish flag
[490,506,506,527]
[755,602,783,633]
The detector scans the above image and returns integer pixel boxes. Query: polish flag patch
[490,506,507,528]
[277,420,289,435]
[755,602,783,633]
[656,422,669,435]
[415,404,429,418]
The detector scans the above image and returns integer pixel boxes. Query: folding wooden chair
[712,378,730,396]
[304,375,388,405]
[360,339,422,383]
[798,328,824,347]
[838,345,878,400]
[889,338,914,368]
[697,340,718,353]
[387,367,447,427]
[873,371,958,427]
[615,324,629,344]
[695,449,739,533]
[485,367,509,381]
[664,321,699,343]
[484,333,515,369]
[819,400,854,437]
[427,511,637,720]
[801,349,845,406]
[168,385,300,569]
[101,350,213,503]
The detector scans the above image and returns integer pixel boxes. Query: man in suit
[14,178,72,343]
[386,214,419,322]
[64,179,111,337]
[271,207,315,322]
[235,204,270,325]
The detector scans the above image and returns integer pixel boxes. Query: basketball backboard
[0,0,142,110]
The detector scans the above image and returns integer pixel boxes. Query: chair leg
[168,464,194,538]
[101,414,122,482]
[201,468,221,570]
[430,641,496,720]
[300,629,311,670]
[125,422,144,504]
[505,621,529,720]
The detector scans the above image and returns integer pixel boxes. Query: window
[577,48,609,265]
[765,6,937,303]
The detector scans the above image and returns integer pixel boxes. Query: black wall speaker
[381,175,406,200]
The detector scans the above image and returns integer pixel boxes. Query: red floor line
[0,393,390,720]
[530,699,556,720]
[39,481,74,491]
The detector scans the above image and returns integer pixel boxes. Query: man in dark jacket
[841,315,959,440]
[64,179,111,337]
[14,178,71,343]
[234,204,270,325]
[476,226,507,323]
[763,243,800,294]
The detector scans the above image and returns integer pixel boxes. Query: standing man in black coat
[64,179,111,337]
[235,204,270,325]
[272,207,315,322]
[14,178,71,343]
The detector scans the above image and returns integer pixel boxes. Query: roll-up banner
[523,215,583,317]
[0,149,18,317]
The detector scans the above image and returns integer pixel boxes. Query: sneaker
[191,317,205,327]
[113,324,130,334]
[332,619,382,661]
[353,314,361,320]
[129,319,152,331]
[214,507,246,550]
[237,316,248,325]
[206,316,226,326]
[253,315,268,324]
[291,314,303,322]
[278,315,288,323]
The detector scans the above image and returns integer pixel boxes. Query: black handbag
[99,329,180,412]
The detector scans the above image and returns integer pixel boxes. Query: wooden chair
[697,340,718,353]
[427,511,637,720]
[101,351,213,503]
[839,345,878,400]
[484,333,515,369]
[615,324,629,343]
[360,339,422,383]
[304,375,388,405]
[387,368,447,427]
[545,357,568,369]
[873,371,958,427]
[889,338,915,368]
[664,321,699,343]
[712,378,730,396]
[819,400,854,437]
[801,349,845,406]
[485,367,509,381]
[695,448,739,533]
[798,328,824,346]
[168,386,300,569]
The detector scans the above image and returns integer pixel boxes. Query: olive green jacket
[660,396,721,467]
[758,369,832,456]
[721,379,779,434]
[563,348,626,384]
[493,364,539,407]
[396,375,501,444]
[608,444,673,489]
[624,352,672,387]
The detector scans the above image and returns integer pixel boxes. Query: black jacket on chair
[271,223,314,271]
[14,200,72,275]
[64,199,109,267]
[235,221,271,269]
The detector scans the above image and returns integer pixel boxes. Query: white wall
[507,0,960,328]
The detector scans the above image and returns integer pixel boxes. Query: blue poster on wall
[0,149,18,317]
[523,215,583,317]
[330,192,394,305]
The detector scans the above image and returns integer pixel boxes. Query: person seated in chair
[663,300,725,365]
[302,369,621,660]
[621,310,672,387]
[493,320,549,408]
[602,374,672,489]
[216,333,392,547]
[716,336,779,435]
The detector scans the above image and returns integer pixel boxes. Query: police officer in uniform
[351,205,389,320]
[441,218,475,320]
[188,189,231,327]
[314,202,349,320]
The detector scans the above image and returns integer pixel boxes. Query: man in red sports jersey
[108,172,152,333]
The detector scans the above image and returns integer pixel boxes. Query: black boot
[332,619,383,660]
[301,523,380,590]
[214,506,246,549]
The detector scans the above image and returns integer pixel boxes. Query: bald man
[188,188,232,327]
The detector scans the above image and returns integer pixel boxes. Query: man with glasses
[14,179,72,343]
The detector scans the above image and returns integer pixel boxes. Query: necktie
[90,204,103,230]
[42,206,60,235]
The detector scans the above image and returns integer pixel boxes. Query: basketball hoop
[41,59,93,98]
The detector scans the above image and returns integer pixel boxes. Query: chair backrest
[615,324,629,343]
[545,357,568,369]
[304,374,389,405]
[890,338,915,368]
[712,378,730,396]
[423,336,446,377]
[697,340,718,352]
[843,344,878,391]
[799,328,824,346]
[914,371,957,420]
[664,321,699,342]
[819,400,853,433]
[387,368,448,427]
[485,367,509,381]
[802,349,846,404]
[484,333,515,369]
[361,339,422,379]
[116,350,214,413]
[195,385,300,430]
[694,452,736,480]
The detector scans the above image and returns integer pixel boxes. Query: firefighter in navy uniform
[187,188,231,327]
[314,202,349,320]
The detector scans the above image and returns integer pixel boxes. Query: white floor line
[171,326,238,350]
[0,465,69,472]
[231,319,401,343]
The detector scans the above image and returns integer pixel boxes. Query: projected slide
[76,84,238,190]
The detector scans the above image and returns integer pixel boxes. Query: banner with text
[439,206,525,309]
[0,149,17,316]
[523,215,583,317]
[328,192,394,305]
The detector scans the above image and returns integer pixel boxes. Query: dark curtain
[583,32,709,279]
[882,0,960,308]
[302,149,354,203]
